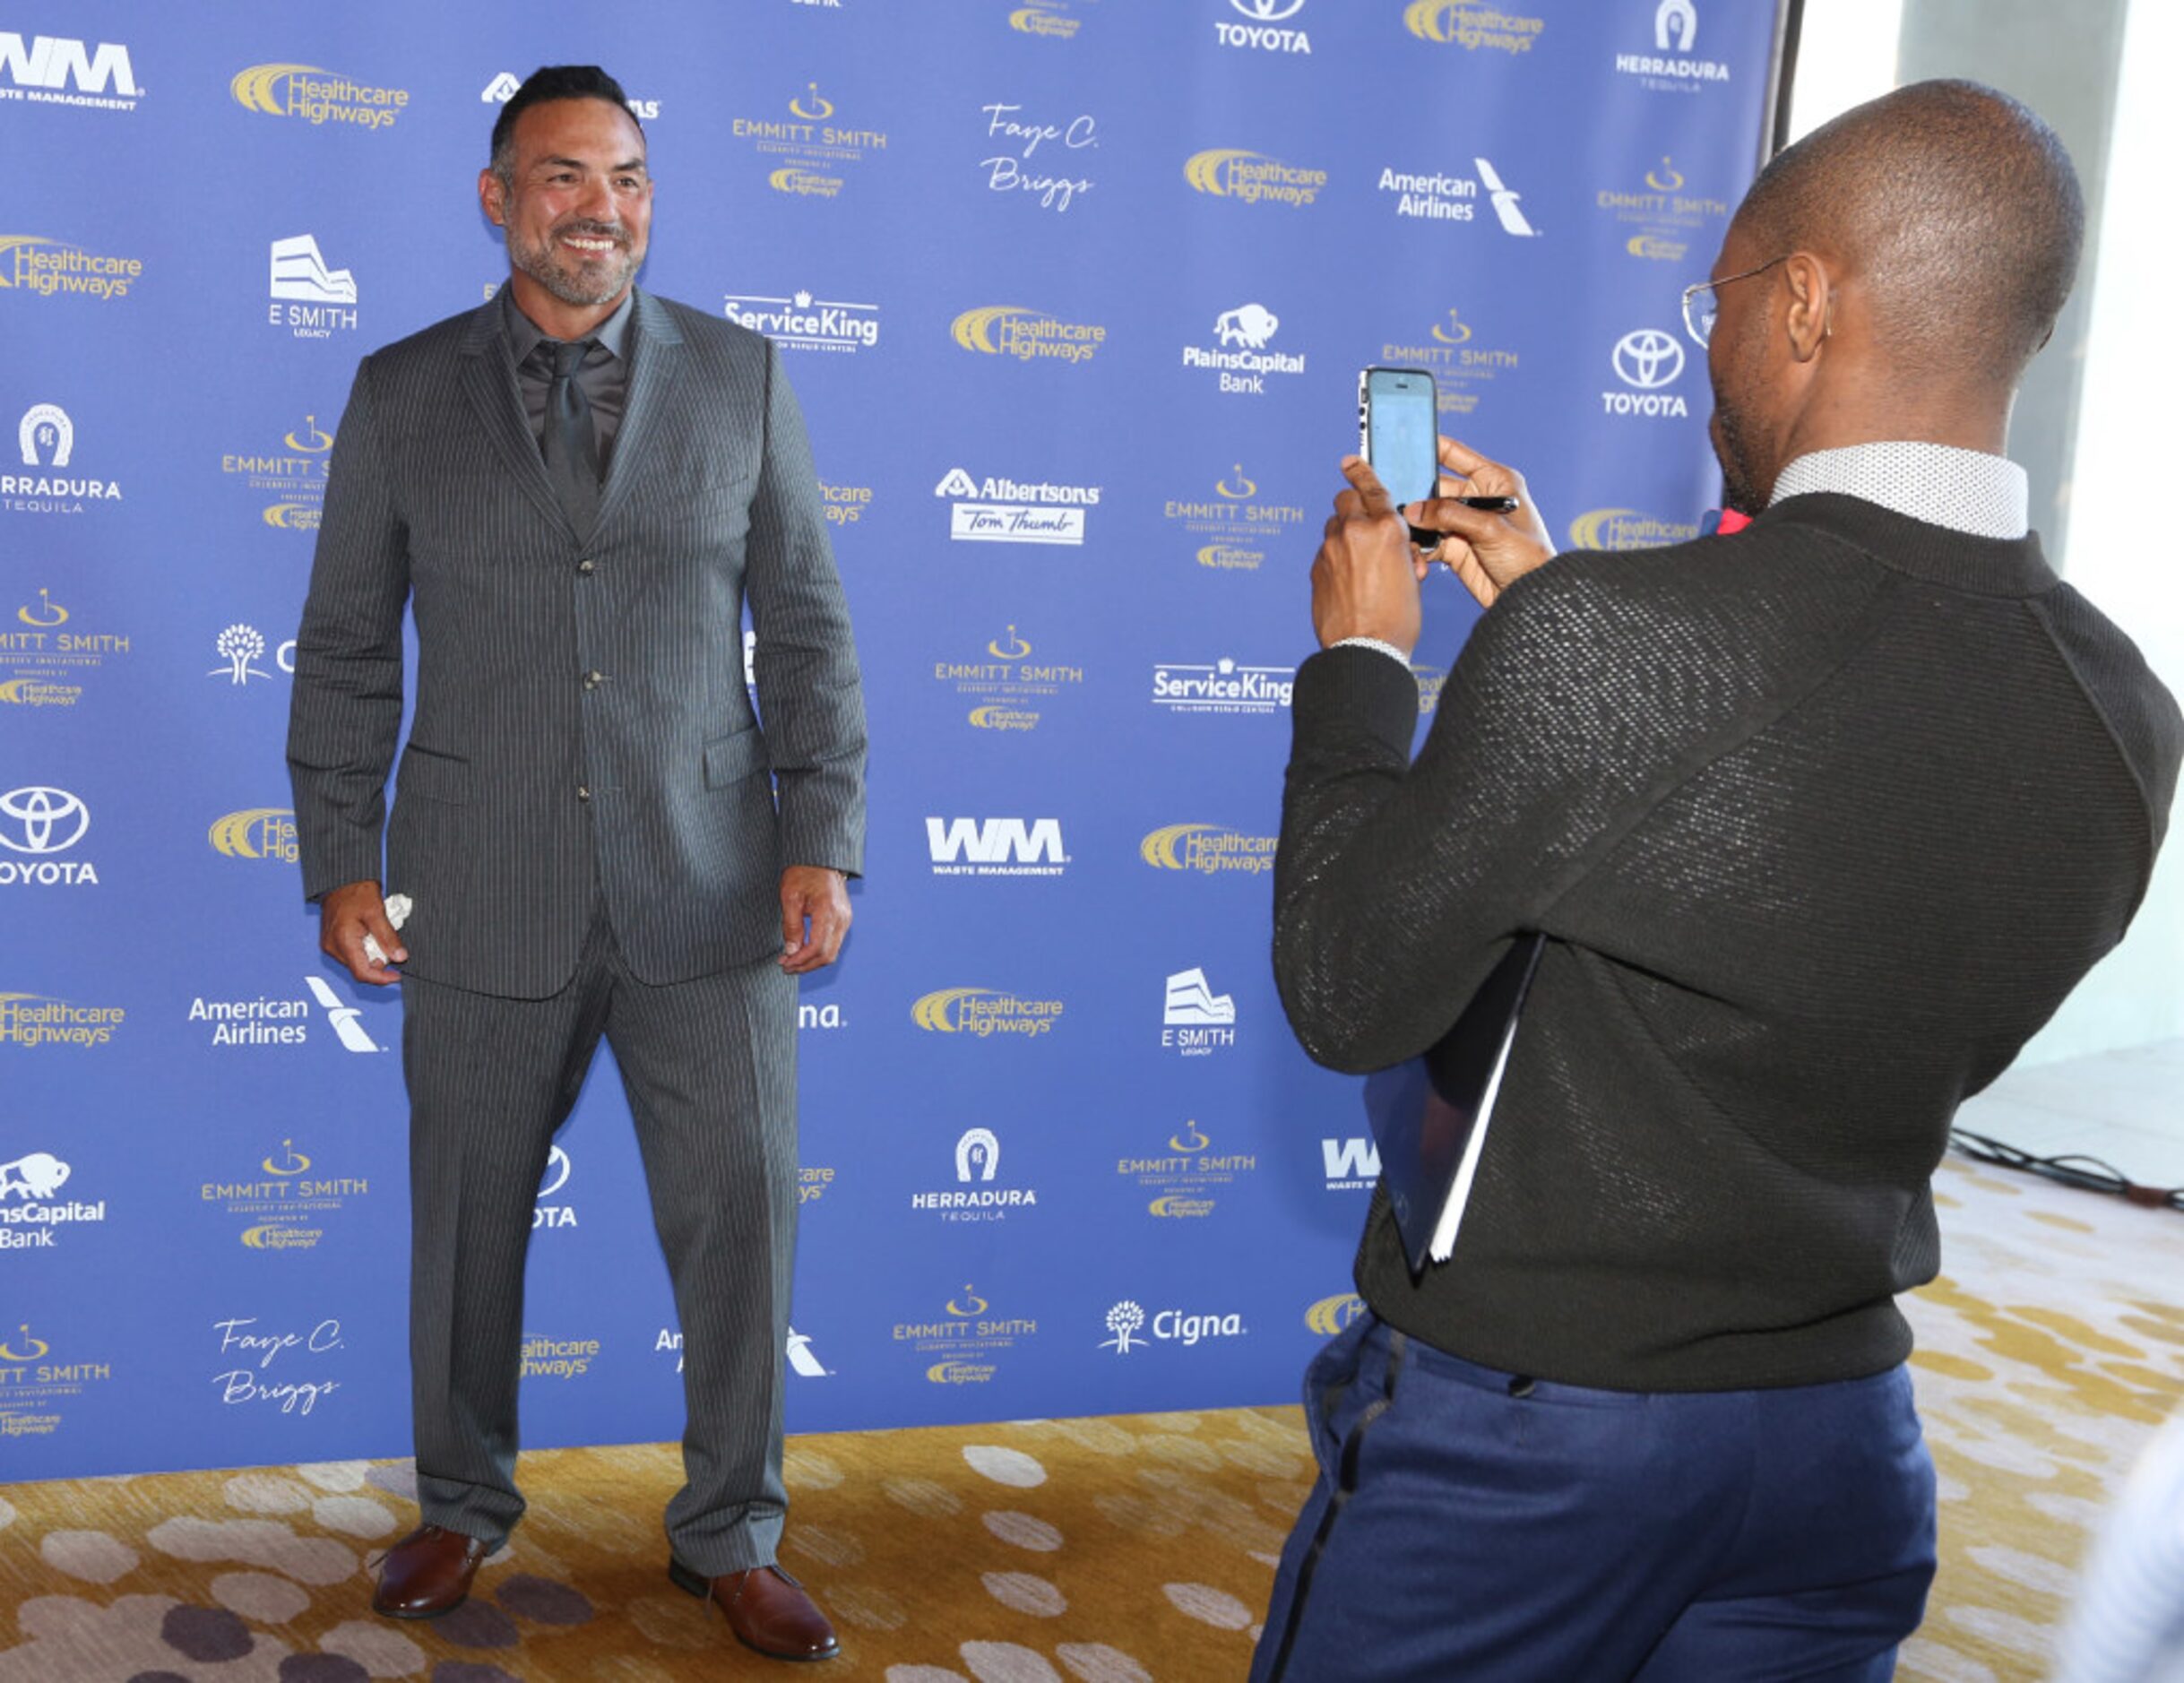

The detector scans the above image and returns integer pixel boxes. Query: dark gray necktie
[539,338,600,532]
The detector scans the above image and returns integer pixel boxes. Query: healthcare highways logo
[1403,2,1544,53]
[209,807,298,865]
[1184,148,1326,208]
[0,993,124,1049]
[1567,508,1700,551]
[1116,1119,1256,1219]
[1305,1292,1370,1335]
[230,62,408,130]
[951,306,1105,367]
[0,1150,106,1250]
[0,236,142,301]
[896,1284,1037,1385]
[1140,824,1275,878]
[912,988,1064,1040]
[0,30,141,110]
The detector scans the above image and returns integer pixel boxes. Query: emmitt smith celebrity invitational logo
[1116,1119,1257,1220]
[1162,462,1308,572]
[732,81,886,199]
[1377,306,1521,419]
[894,1284,1038,1385]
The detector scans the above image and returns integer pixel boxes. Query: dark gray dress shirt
[501,284,634,475]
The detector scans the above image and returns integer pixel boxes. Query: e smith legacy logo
[230,62,408,130]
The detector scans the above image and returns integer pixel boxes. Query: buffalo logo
[1304,1292,1368,1335]
[1213,302,1278,349]
[0,1151,69,1200]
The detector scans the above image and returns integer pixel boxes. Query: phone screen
[1363,367,1438,507]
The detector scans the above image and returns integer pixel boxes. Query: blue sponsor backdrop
[2,1,1777,1478]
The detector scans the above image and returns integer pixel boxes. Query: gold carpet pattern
[1,1152,2179,1681]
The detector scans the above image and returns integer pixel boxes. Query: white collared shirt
[1770,442,2030,539]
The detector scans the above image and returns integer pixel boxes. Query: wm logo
[926,817,1065,866]
[0,33,139,96]
[1321,1137,1381,1180]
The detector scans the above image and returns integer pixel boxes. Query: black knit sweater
[1275,494,2181,1391]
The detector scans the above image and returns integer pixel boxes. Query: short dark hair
[488,65,642,184]
[1737,80,2084,387]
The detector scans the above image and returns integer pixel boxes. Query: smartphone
[1360,367,1439,506]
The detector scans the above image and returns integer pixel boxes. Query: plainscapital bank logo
[1598,155,1730,263]
[1305,1291,1369,1335]
[1184,147,1326,208]
[1380,306,1518,419]
[0,235,142,301]
[911,1126,1040,1221]
[1567,507,1700,551]
[936,624,1084,732]
[0,1150,106,1250]
[6,402,122,515]
[230,62,408,130]
[0,1324,112,1438]
[952,306,1105,367]
[1162,967,1236,1056]
[1617,0,1731,91]
[1118,1119,1256,1219]
[735,81,886,199]
[934,465,1099,545]
[724,287,879,354]
[1218,0,1311,55]
[203,1138,368,1253]
[1009,0,1090,38]
[222,412,332,530]
[0,992,124,1049]
[189,976,382,1052]
[1182,303,1305,396]
[1163,462,1307,572]
[209,807,299,864]
[3,588,129,710]
[1379,156,1536,232]
[0,785,97,885]
[1403,2,1544,53]
[268,234,358,339]
[657,1325,829,1378]
[897,1283,1037,1385]
[912,987,1064,1039]
[1141,824,1275,878]
[1101,1299,1245,1355]
[927,817,1068,877]
[0,31,140,110]
[1151,656,1295,714]
[482,71,658,122]
[1605,327,1688,418]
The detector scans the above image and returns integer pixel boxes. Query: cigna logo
[1183,149,1327,208]
[911,988,1064,1039]
[230,63,409,131]
[0,31,140,108]
[1140,824,1277,877]
[208,807,298,863]
[951,306,1105,366]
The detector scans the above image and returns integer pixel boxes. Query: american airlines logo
[0,32,141,110]
[926,817,1068,877]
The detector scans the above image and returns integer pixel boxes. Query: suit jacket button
[576,557,596,574]
[583,671,603,690]
[576,785,591,802]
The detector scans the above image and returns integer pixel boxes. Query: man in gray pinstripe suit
[286,65,862,1662]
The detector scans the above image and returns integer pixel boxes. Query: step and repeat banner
[4,0,1777,1479]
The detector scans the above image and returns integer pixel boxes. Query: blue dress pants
[1250,1315,1937,1682]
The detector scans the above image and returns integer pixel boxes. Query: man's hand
[320,879,405,985]
[1312,455,1422,656]
[780,865,852,974]
[1403,436,1556,609]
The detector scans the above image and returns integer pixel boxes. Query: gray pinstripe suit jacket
[287,289,867,999]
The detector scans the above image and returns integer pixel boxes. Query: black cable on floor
[1949,1129,2184,1213]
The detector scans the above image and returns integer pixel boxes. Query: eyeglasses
[1680,255,1788,346]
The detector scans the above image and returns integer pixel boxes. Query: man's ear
[479,168,505,229]
[1782,253,1833,364]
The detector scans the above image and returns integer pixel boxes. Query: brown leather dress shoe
[372,1524,492,1619]
[669,1558,841,1661]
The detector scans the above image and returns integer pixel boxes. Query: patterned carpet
[1,1151,2179,1681]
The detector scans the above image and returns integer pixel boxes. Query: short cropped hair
[488,65,642,186]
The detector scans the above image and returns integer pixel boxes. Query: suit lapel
[593,289,686,534]
[457,296,573,539]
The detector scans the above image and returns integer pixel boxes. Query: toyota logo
[1612,329,1686,390]
[1231,0,1307,18]
[0,786,90,855]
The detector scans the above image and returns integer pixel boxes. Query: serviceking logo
[1152,656,1295,715]
[1117,1119,1256,1219]
[0,993,123,1049]
[1100,1299,1246,1355]
[6,402,122,516]
[188,976,383,1052]
[1378,157,1535,232]
[0,236,142,301]
[1181,302,1306,395]
[1184,148,1327,208]
[209,807,298,864]
[724,287,879,353]
[927,817,1068,877]
[912,987,1065,1039]
[934,465,1100,545]
[936,623,1085,733]
[230,63,408,130]
[0,1151,106,1250]
[208,624,295,686]
[268,235,358,339]
[1217,0,1311,54]
[0,785,96,885]
[1162,967,1236,1056]
[1403,2,1544,53]
[222,412,332,531]
[1378,306,1519,419]
[1162,462,1307,572]
[1604,327,1689,417]
[1323,1135,1380,1191]
[1567,507,1700,550]
[1140,824,1275,877]
[0,31,140,109]
[951,306,1105,367]
[1616,0,1731,91]
[896,1283,1037,1385]
[482,71,658,121]
[734,81,886,199]
[911,1126,1040,1221]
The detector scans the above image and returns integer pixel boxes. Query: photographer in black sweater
[1254,81,2181,1682]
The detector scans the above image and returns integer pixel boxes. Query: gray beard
[508,226,638,308]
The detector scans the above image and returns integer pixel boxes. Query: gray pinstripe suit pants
[400,910,798,1575]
